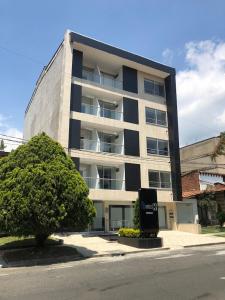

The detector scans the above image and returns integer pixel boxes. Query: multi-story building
[24,30,196,233]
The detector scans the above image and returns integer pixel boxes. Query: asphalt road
[0,245,225,300]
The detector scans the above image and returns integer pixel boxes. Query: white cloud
[0,113,23,152]
[162,48,174,66]
[176,40,225,146]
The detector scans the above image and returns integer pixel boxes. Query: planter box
[118,236,162,248]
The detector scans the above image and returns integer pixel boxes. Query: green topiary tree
[133,198,140,229]
[0,139,6,151]
[216,204,225,228]
[0,133,96,246]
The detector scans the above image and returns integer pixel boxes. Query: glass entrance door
[109,205,133,231]
[91,202,104,231]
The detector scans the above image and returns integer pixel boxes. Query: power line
[0,133,26,142]
[0,45,43,65]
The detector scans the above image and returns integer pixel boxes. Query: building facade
[180,135,225,175]
[182,170,225,225]
[24,30,185,232]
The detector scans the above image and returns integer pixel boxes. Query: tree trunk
[35,234,48,247]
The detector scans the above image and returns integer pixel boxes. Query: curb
[183,241,225,248]
[82,247,170,258]
[1,255,84,268]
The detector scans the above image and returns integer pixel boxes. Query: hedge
[118,228,140,238]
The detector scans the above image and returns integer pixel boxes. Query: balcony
[84,177,125,190]
[80,164,125,191]
[80,139,123,154]
[82,67,123,90]
[81,103,123,121]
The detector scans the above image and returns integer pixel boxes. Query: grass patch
[215,233,225,238]
[3,245,80,265]
[201,226,225,234]
[0,236,62,250]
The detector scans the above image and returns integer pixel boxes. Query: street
[0,245,225,300]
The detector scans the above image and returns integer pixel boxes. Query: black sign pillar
[138,188,159,237]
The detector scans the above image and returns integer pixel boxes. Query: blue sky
[1,0,225,147]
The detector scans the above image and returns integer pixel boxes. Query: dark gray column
[125,163,141,191]
[123,97,139,124]
[165,74,182,201]
[122,66,138,93]
[124,129,140,156]
[68,119,81,149]
[70,84,82,112]
[72,49,83,78]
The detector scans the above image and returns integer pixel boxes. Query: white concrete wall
[24,45,64,141]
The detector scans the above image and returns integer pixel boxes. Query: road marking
[155,254,193,260]
[220,277,225,280]
[0,274,9,277]
[215,250,225,255]
[208,250,225,256]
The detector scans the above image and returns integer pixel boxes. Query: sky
[1,0,225,149]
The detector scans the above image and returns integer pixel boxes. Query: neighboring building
[0,150,9,159]
[182,170,225,225]
[180,135,225,175]
[24,30,197,232]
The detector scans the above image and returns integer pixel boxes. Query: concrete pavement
[53,230,225,257]
[0,244,225,299]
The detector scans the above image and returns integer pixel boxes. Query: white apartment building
[24,30,198,233]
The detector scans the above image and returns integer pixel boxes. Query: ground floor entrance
[158,206,167,229]
[109,205,134,231]
[90,201,170,232]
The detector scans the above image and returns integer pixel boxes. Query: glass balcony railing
[80,139,123,154]
[82,69,123,90]
[81,103,123,120]
[83,177,125,190]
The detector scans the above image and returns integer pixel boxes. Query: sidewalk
[54,230,225,258]
[159,230,225,248]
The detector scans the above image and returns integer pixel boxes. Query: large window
[147,138,169,156]
[145,107,167,126]
[149,171,171,189]
[144,79,165,97]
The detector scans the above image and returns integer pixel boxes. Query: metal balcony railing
[80,139,123,154]
[83,177,125,190]
[81,103,123,120]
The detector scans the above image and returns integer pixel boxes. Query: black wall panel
[122,66,138,93]
[124,129,140,156]
[71,157,80,171]
[165,74,182,201]
[72,49,83,78]
[123,97,139,124]
[70,84,82,112]
[125,163,141,191]
[68,119,81,149]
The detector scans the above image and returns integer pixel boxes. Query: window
[144,80,154,94]
[144,79,165,97]
[149,171,171,189]
[145,108,167,126]
[147,138,169,156]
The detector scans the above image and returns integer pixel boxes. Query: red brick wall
[182,171,200,192]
